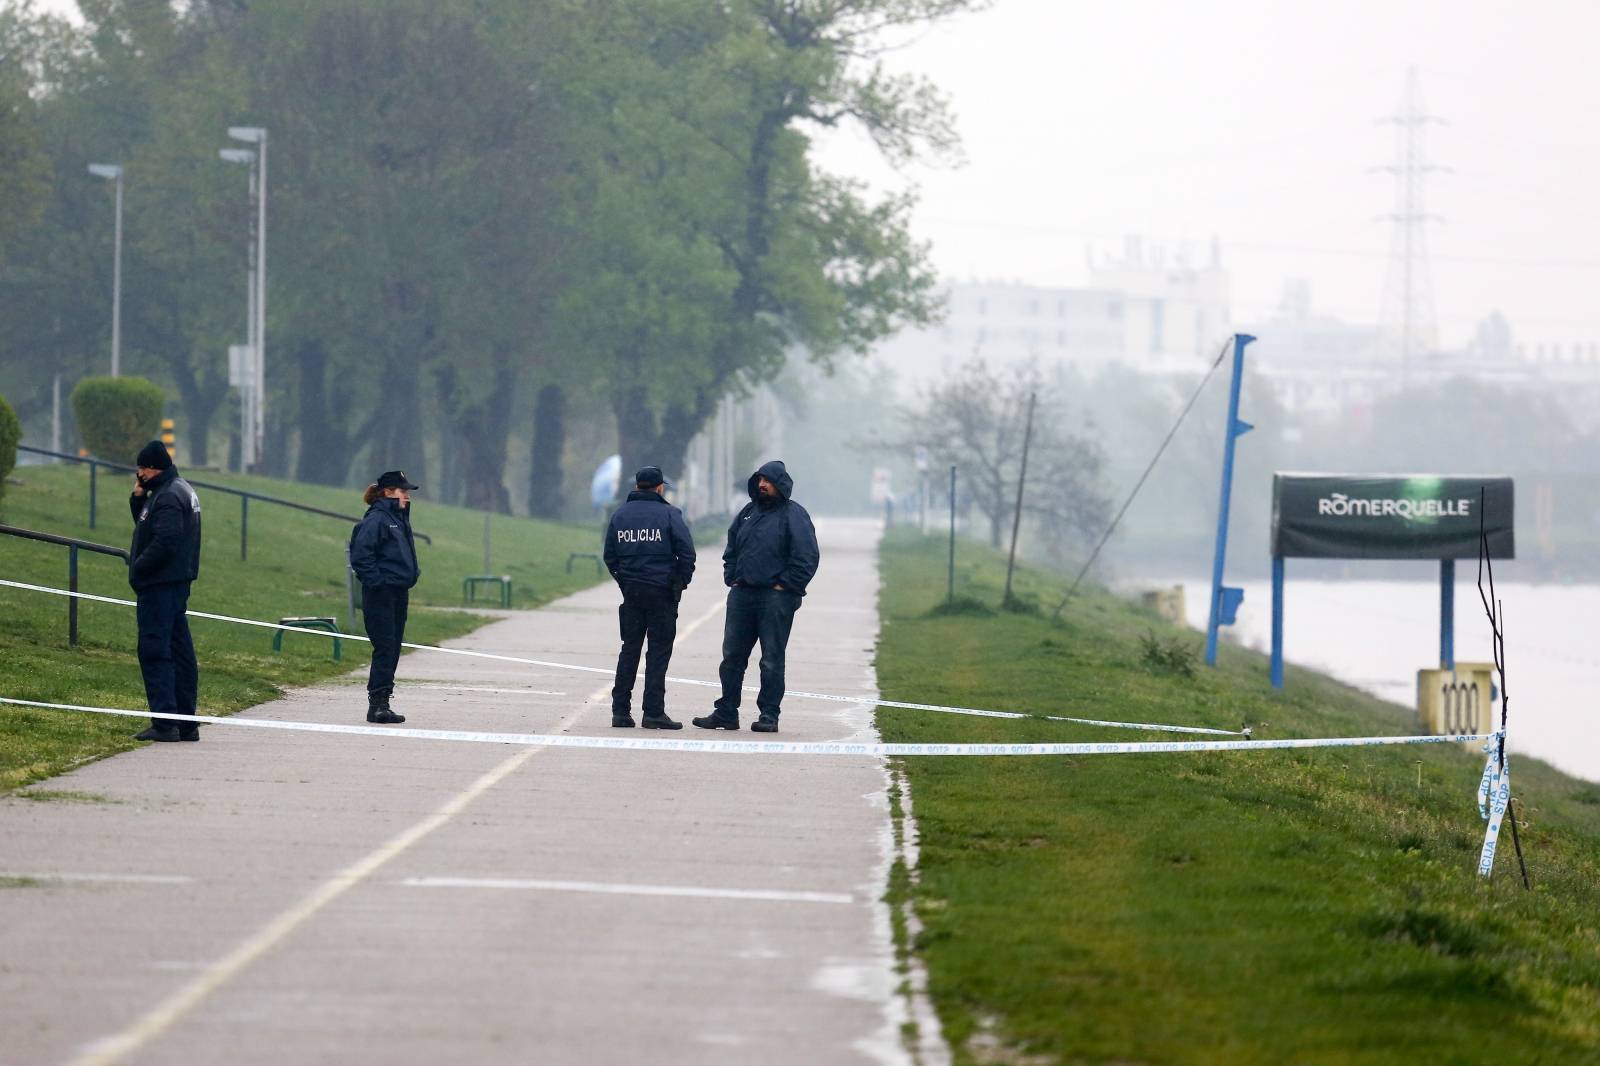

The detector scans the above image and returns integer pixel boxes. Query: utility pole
[1002,392,1036,608]
[947,465,957,606]
[220,147,257,471]
[87,164,124,377]
[229,126,268,468]
[1375,66,1447,387]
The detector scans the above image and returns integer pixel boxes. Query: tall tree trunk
[377,278,429,481]
[433,364,462,506]
[293,339,353,486]
[613,382,710,501]
[990,478,1004,548]
[528,382,565,518]
[453,352,516,513]
[377,362,426,481]
[167,356,227,469]
[179,389,218,469]
[649,402,700,484]
[261,408,292,478]
[437,416,461,506]
[611,382,655,494]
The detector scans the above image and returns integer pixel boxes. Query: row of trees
[0,0,974,513]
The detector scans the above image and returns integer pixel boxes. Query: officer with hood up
[693,460,820,734]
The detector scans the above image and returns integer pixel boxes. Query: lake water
[1160,578,1600,784]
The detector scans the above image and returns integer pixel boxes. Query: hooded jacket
[349,496,421,590]
[604,489,696,590]
[128,467,202,592]
[722,460,820,595]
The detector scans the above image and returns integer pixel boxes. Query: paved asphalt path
[0,518,941,1066]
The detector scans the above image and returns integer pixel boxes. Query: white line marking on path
[0,872,192,885]
[67,596,727,1066]
[400,876,854,905]
[407,684,567,697]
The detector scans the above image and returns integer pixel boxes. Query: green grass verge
[0,463,606,791]
[876,529,1600,1065]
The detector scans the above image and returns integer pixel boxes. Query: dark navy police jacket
[128,467,203,593]
[349,496,421,589]
[723,460,820,596]
[604,490,696,590]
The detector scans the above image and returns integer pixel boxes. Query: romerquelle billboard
[1271,474,1514,560]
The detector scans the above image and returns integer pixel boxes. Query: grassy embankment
[0,463,606,791]
[875,530,1600,1065]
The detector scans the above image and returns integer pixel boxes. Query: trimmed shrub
[0,393,19,505]
[70,376,164,463]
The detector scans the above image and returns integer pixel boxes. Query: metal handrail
[0,523,129,559]
[16,444,433,556]
[0,523,129,646]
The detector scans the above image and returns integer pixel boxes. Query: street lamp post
[86,163,124,377]
[228,126,267,468]
[219,148,257,470]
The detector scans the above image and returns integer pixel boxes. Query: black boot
[641,713,682,730]
[750,716,779,733]
[177,719,201,742]
[612,712,637,728]
[367,692,406,725]
[692,712,740,730]
[135,721,183,742]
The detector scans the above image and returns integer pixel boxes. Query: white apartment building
[872,236,1231,396]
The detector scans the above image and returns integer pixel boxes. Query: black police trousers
[611,582,678,717]
[714,585,800,721]
[136,582,198,727]
[363,584,410,698]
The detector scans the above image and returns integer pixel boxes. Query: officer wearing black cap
[349,470,421,724]
[603,466,696,728]
[128,439,203,742]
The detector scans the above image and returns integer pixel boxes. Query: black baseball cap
[635,466,670,489]
[376,470,420,491]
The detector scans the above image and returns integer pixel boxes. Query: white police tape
[0,578,1245,737]
[0,696,1497,758]
[1476,735,1512,878]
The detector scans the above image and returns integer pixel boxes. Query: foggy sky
[31,0,1600,351]
[812,0,1600,352]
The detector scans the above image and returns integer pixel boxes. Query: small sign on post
[869,467,892,505]
[228,344,256,388]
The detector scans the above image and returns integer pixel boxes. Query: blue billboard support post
[1440,558,1455,669]
[1270,555,1285,688]
[1205,333,1256,667]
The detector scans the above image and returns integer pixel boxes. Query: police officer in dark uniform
[603,466,696,729]
[349,470,421,725]
[128,440,203,742]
